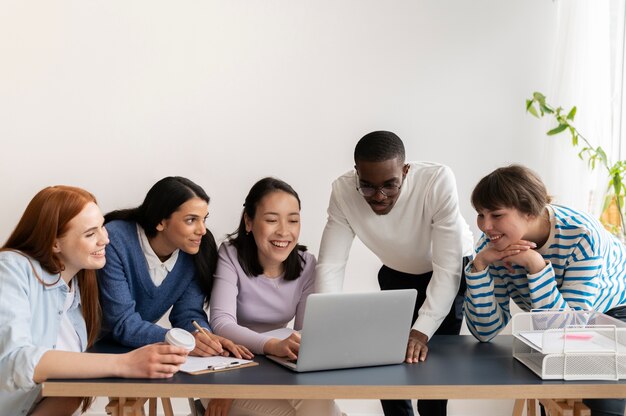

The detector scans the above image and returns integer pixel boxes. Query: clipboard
[180,356,258,375]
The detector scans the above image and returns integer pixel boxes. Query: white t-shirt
[55,280,82,352]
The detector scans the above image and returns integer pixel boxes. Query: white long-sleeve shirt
[315,161,473,338]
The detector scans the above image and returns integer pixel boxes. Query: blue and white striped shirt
[464,204,626,342]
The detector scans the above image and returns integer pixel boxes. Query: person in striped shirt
[464,164,626,416]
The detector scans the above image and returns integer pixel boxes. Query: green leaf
[547,124,568,135]
[541,104,554,114]
[533,92,546,103]
[567,106,577,120]
[613,172,622,194]
[527,91,626,223]
[578,147,591,161]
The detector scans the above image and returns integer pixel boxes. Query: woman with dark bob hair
[205,177,341,416]
[98,176,250,358]
[0,186,188,416]
[464,165,626,416]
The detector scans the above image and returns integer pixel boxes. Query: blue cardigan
[98,220,210,347]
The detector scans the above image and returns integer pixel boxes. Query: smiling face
[355,158,408,215]
[54,201,109,281]
[244,190,301,277]
[476,207,533,250]
[151,197,209,258]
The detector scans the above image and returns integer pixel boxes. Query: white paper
[517,330,617,354]
[180,355,254,373]
[517,331,544,351]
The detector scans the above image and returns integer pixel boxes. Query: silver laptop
[266,289,417,372]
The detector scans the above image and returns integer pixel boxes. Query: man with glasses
[315,130,473,416]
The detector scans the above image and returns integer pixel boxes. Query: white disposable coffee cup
[165,328,196,351]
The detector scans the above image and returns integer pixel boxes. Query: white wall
[1,1,558,414]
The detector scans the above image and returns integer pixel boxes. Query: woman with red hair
[0,186,189,416]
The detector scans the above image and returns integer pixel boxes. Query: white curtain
[542,0,625,215]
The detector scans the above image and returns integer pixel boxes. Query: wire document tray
[511,310,626,380]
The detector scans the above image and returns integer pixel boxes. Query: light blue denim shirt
[0,251,87,415]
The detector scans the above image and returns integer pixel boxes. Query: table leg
[128,397,148,416]
[106,397,151,416]
[512,399,525,416]
[161,398,174,416]
[105,399,120,416]
[539,399,575,416]
[573,401,591,416]
[148,398,157,416]
[121,398,136,416]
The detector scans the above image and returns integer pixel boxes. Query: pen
[192,320,210,337]
[208,361,241,371]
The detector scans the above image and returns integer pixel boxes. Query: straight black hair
[228,177,307,281]
[105,176,218,305]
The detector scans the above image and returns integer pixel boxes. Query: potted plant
[526,92,626,241]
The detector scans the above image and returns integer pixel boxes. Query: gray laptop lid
[268,289,416,372]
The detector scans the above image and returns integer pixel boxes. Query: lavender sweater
[209,242,316,354]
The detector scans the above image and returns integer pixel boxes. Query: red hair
[2,186,102,412]
[2,185,102,347]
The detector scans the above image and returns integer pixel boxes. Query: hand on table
[119,343,188,378]
[406,329,429,363]
[215,335,254,360]
[263,332,301,360]
[192,331,254,359]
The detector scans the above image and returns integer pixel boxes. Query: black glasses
[356,174,404,198]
